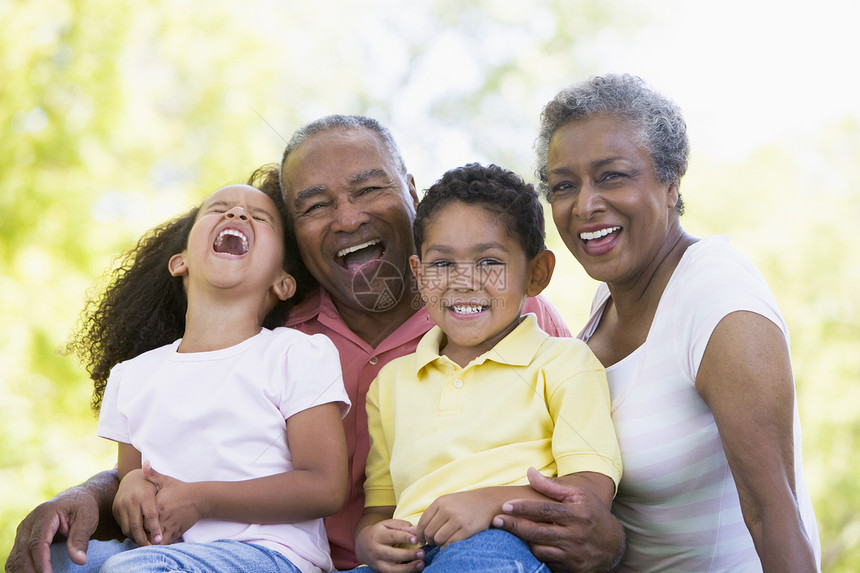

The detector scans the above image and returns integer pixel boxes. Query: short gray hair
[536,74,689,214]
[279,114,407,197]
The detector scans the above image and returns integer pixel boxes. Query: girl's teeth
[580,226,620,241]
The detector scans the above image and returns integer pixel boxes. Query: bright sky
[595,0,860,160]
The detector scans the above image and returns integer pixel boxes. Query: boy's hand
[143,464,201,545]
[416,490,497,548]
[355,518,424,573]
[113,469,161,546]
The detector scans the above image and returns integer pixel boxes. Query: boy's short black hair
[414,163,546,259]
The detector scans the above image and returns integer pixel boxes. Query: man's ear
[406,174,419,210]
[168,253,188,277]
[526,249,556,298]
[273,272,297,302]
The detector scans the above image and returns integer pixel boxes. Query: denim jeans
[50,538,301,573]
[347,529,550,573]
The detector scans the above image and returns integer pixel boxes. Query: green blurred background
[2,0,859,569]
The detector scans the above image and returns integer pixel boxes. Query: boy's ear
[526,249,555,297]
[168,253,188,277]
[273,272,297,302]
[408,255,428,300]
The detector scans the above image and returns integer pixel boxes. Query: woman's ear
[526,249,556,298]
[168,253,188,277]
[273,272,297,302]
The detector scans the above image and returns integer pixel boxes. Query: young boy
[351,163,622,573]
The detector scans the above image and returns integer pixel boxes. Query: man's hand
[5,473,116,573]
[492,468,625,573]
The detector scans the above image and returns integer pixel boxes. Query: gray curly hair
[535,74,689,214]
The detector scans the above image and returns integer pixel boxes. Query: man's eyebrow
[293,185,327,206]
[352,168,391,184]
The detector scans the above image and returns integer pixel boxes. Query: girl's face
[546,113,680,287]
[409,201,548,367]
[170,185,294,303]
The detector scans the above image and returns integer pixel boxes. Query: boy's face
[409,201,544,367]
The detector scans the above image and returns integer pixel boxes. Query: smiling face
[546,113,681,287]
[170,185,294,308]
[280,127,419,316]
[410,201,553,367]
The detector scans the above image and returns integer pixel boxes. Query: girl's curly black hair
[67,164,317,412]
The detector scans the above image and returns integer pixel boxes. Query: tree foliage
[2,1,857,570]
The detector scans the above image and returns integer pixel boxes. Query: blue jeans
[347,529,550,573]
[50,538,301,573]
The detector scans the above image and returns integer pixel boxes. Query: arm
[419,472,614,550]
[353,506,424,573]
[5,470,121,573]
[696,311,817,572]
[492,468,625,573]
[145,402,347,537]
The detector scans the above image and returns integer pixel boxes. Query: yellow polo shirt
[363,314,622,525]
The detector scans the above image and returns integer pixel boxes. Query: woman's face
[546,113,680,286]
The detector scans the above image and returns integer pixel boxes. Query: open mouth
[579,226,621,244]
[336,240,384,270]
[451,303,488,315]
[213,228,249,255]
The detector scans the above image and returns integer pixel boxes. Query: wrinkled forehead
[280,128,400,195]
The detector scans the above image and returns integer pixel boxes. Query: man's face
[280,127,419,314]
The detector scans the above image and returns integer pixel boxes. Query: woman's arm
[146,402,347,528]
[696,310,817,573]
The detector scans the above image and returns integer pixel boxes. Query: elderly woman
[494,74,821,572]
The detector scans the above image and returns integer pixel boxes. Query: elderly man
[9,115,605,573]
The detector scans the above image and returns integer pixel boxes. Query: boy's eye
[478,259,503,266]
[427,260,452,268]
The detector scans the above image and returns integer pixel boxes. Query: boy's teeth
[453,304,484,315]
[580,226,620,241]
[337,240,379,258]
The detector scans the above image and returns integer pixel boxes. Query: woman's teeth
[580,226,620,241]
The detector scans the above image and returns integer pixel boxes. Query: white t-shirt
[579,236,821,572]
[98,327,350,573]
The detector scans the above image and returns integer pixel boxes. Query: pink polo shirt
[285,288,571,570]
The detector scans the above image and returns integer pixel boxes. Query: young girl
[63,173,349,573]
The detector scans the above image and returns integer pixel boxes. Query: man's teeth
[337,240,379,258]
[580,226,620,241]
[216,229,248,252]
[452,304,485,315]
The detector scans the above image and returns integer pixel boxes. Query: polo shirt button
[453,379,463,388]
[369,356,378,365]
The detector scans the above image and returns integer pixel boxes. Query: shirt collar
[414,313,547,373]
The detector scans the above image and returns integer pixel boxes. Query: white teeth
[337,240,379,258]
[217,229,248,251]
[452,304,485,315]
[580,226,620,241]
